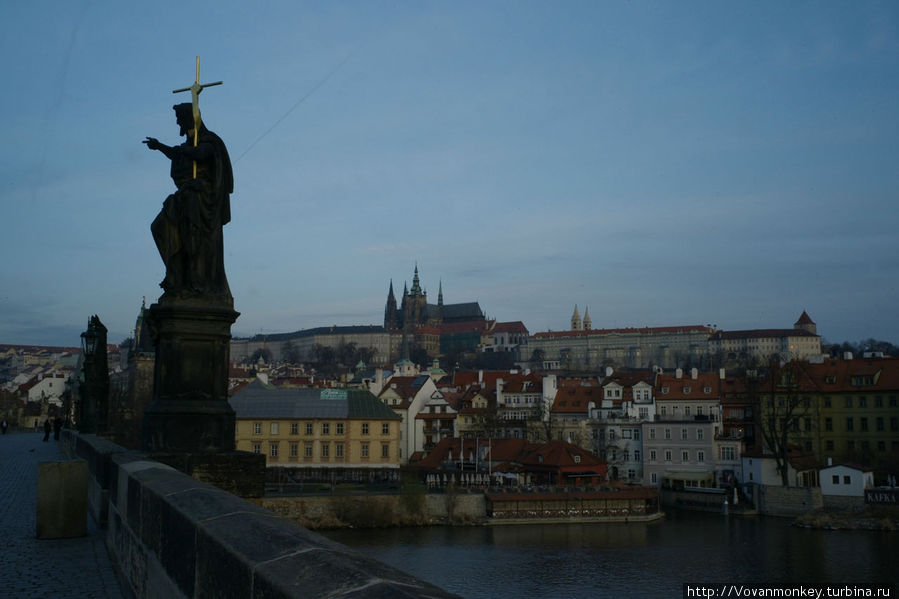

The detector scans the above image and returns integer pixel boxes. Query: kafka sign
[864,489,898,505]
[320,389,348,401]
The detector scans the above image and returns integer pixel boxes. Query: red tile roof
[795,311,816,325]
[551,385,600,414]
[491,321,529,334]
[655,372,721,400]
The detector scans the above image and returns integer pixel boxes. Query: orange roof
[517,440,603,469]
[552,385,600,414]
[655,372,721,399]
[795,311,816,325]
[451,370,535,390]
[801,357,899,392]
[492,321,529,334]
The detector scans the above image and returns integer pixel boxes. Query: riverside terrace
[7,428,458,599]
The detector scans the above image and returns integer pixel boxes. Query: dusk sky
[2,1,898,349]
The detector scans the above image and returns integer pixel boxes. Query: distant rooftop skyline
[1,2,897,347]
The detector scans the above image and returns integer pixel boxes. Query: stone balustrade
[61,430,458,599]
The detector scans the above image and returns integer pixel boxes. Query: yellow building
[804,357,899,470]
[754,357,899,479]
[230,381,401,470]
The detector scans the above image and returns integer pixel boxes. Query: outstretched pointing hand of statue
[143,137,163,151]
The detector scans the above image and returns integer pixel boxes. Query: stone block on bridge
[36,459,89,539]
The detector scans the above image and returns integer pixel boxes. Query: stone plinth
[143,299,238,454]
[36,460,88,539]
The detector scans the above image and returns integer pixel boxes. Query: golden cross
[173,56,223,177]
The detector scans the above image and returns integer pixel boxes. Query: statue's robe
[151,125,233,299]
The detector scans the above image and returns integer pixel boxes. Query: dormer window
[573,455,581,464]
[661,386,669,394]
[703,387,711,394]
[683,386,691,394]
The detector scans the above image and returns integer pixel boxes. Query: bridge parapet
[61,430,459,599]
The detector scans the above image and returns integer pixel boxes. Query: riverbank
[263,486,663,530]
[794,506,899,531]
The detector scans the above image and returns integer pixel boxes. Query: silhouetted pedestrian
[53,418,62,441]
[42,419,51,442]
[1,419,8,434]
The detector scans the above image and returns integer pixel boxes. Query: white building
[820,464,874,497]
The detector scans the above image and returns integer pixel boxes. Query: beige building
[642,368,741,488]
[708,312,822,362]
[231,325,399,365]
[230,381,401,469]
[529,325,713,370]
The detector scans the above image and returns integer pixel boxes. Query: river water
[322,511,895,598]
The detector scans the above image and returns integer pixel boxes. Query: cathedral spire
[438,279,443,306]
[384,279,398,329]
[411,263,422,296]
[583,306,592,330]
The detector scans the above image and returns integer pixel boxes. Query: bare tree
[526,395,558,443]
[281,340,300,364]
[754,358,815,487]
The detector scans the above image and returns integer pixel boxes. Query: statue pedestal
[142,299,238,453]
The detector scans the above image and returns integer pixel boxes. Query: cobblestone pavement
[0,431,124,599]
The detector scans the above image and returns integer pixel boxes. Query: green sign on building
[320,389,348,401]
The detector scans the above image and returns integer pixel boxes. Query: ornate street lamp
[79,315,109,435]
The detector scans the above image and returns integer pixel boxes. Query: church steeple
[384,280,398,329]
[583,306,592,330]
[571,305,582,331]
[794,310,817,335]
[411,263,422,296]
[438,280,444,306]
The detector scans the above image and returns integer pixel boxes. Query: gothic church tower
[571,305,582,331]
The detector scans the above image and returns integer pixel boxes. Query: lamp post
[79,315,108,435]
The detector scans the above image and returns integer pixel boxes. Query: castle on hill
[383,265,485,333]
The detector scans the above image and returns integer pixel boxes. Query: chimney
[478,370,484,383]
[605,366,613,377]
[691,368,698,380]
[497,378,504,405]
[676,368,683,379]
[719,368,726,380]
[827,457,832,466]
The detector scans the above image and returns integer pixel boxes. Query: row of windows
[822,395,897,408]
[824,416,897,432]
[607,449,641,461]
[648,427,705,441]
[658,405,709,416]
[594,428,641,441]
[645,447,737,462]
[823,439,898,453]
[648,449,707,463]
[252,441,392,459]
[659,386,713,395]
[252,422,390,436]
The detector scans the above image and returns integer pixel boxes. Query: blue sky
[2,1,897,348]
